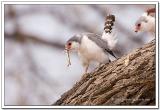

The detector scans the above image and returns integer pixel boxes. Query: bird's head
[135,12,155,33]
[65,35,82,51]
[134,13,149,33]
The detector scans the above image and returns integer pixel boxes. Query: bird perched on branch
[65,33,117,73]
[134,8,155,34]
[102,14,118,50]
[65,14,118,73]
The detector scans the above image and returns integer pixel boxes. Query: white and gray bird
[134,8,155,35]
[65,33,117,73]
[101,14,118,50]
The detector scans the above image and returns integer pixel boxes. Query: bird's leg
[81,64,89,80]
[94,63,102,71]
[98,63,102,68]
[85,64,89,73]
[81,58,89,75]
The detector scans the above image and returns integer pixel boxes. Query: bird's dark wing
[86,33,117,59]
[104,48,117,59]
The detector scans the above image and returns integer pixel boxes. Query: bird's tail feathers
[102,31,118,50]
[104,14,115,34]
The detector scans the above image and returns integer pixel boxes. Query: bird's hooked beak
[65,42,71,51]
[65,45,69,50]
[134,25,140,33]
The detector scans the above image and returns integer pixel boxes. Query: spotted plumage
[102,14,117,50]
[104,15,115,33]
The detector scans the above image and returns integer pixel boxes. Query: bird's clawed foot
[82,63,89,74]
[81,64,89,79]
[81,73,89,80]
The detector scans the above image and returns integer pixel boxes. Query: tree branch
[53,40,155,105]
[5,32,65,50]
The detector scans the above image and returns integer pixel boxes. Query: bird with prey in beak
[65,14,118,73]
[65,33,117,73]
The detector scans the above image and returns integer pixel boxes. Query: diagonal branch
[53,40,155,105]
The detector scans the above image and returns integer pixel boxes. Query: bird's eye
[68,42,72,46]
[137,23,141,27]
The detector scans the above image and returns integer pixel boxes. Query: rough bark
[53,40,155,105]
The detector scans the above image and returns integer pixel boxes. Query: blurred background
[4,4,155,105]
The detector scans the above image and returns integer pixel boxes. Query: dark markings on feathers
[86,33,117,59]
[146,8,155,16]
[104,14,115,33]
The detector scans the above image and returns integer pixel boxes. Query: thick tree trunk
[53,40,155,105]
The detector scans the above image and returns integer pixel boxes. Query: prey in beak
[65,42,72,67]
[65,36,81,67]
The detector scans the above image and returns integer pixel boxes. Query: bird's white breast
[78,35,109,63]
